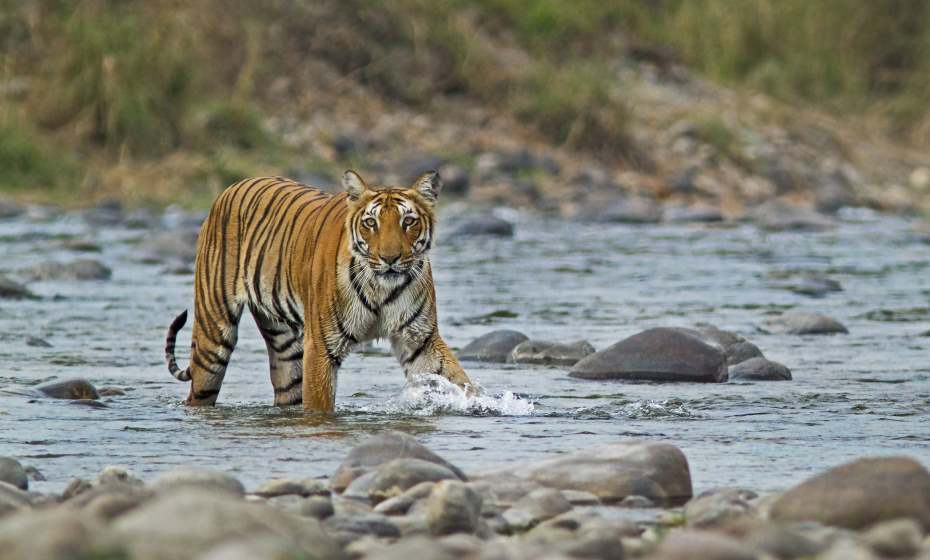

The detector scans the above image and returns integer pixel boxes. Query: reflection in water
[1,208,929,493]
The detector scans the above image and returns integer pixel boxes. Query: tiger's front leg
[391,329,473,391]
[301,327,340,413]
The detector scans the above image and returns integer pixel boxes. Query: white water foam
[363,375,536,416]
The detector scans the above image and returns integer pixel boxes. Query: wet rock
[96,465,143,487]
[426,480,482,535]
[863,518,923,558]
[780,274,843,297]
[61,478,92,500]
[253,478,328,498]
[750,200,835,231]
[561,490,601,506]
[763,312,848,335]
[81,200,124,227]
[368,458,461,503]
[0,275,37,300]
[729,357,792,381]
[570,327,728,383]
[663,204,725,223]
[0,458,28,491]
[58,238,102,252]
[459,330,529,363]
[770,456,930,530]
[619,495,655,508]
[652,530,757,560]
[583,197,662,224]
[374,481,436,515]
[726,341,764,365]
[25,336,52,348]
[342,470,378,501]
[685,488,757,528]
[743,524,823,560]
[509,339,595,366]
[448,215,514,237]
[468,475,545,511]
[64,480,150,509]
[24,466,44,482]
[97,386,126,396]
[324,512,400,545]
[109,489,342,560]
[502,488,572,532]
[331,431,466,493]
[0,508,104,560]
[682,326,764,366]
[83,492,147,521]
[300,495,334,519]
[37,378,100,400]
[150,468,245,497]
[489,440,692,504]
[140,229,200,264]
[21,259,112,281]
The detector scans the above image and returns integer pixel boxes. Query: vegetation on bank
[0,0,928,205]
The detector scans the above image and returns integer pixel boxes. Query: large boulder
[108,489,343,560]
[769,456,930,530]
[509,339,595,366]
[0,508,104,560]
[570,328,728,382]
[485,440,692,505]
[458,330,529,363]
[331,432,465,493]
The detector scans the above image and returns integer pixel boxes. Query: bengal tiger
[164,170,473,412]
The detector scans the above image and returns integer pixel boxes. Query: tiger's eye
[403,217,417,227]
[363,217,377,229]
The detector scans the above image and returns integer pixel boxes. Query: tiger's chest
[340,279,423,342]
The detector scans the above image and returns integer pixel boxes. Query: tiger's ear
[411,171,441,205]
[343,170,369,201]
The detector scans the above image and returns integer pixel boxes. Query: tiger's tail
[166,310,192,381]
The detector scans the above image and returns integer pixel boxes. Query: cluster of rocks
[458,326,796,382]
[2,432,929,559]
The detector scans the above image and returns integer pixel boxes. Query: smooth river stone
[486,440,693,505]
[0,458,28,491]
[426,480,483,535]
[769,456,930,530]
[36,379,100,400]
[458,330,529,363]
[509,339,595,366]
[570,327,728,382]
[728,357,792,381]
[763,311,848,335]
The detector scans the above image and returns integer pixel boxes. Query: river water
[2,206,929,494]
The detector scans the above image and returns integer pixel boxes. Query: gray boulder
[770,456,930,530]
[368,458,461,503]
[458,330,529,363]
[0,458,28,491]
[486,440,692,505]
[331,431,465,493]
[764,312,848,335]
[109,489,343,560]
[426,480,482,535]
[509,339,595,366]
[37,379,100,400]
[729,357,792,381]
[570,327,728,382]
[0,508,104,560]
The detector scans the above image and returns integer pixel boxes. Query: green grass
[0,117,78,191]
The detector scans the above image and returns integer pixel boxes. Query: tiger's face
[344,170,438,284]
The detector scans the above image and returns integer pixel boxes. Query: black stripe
[348,256,379,315]
[404,326,435,365]
[381,274,414,306]
[332,304,357,344]
[193,388,220,400]
[280,349,304,362]
[436,357,444,377]
[274,377,302,393]
[398,296,427,332]
[269,335,300,354]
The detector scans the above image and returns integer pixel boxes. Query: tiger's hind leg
[186,301,244,406]
[253,310,304,406]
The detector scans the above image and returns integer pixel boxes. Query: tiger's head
[343,170,439,284]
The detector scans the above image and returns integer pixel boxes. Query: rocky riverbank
[1,432,928,560]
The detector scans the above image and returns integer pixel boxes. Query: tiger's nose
[382,253,401,265]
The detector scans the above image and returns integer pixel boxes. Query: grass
[0,117,78,192]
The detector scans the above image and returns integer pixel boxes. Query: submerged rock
[21,259,112,281]
[728,357,792,381]
[0,459,28,491]
[770,456,930,530]
[36,379,100,400]
[25,336,52,348]
[0,275,37,300]
[487,440,693,505]
[764,312,848,335]
[448,216,514,237]
[509,339,595,366]
[331,431,465,493]
[570,327,727,382]
[458,330,529,363]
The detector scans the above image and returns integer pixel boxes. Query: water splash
[364,375,535,416]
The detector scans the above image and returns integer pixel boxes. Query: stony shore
[1,432,929,560]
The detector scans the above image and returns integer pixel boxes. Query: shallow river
[2,207,929,494]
